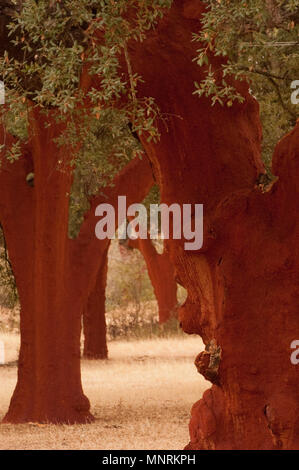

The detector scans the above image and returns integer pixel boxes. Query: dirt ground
[0,334,208,450]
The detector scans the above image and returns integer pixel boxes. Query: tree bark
[0,109,93,424]
[183,124,299,450]
[127,0,299,449]
[0,107,153,423]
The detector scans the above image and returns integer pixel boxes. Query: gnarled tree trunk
[182,123,299,450]
[128,0,299,449]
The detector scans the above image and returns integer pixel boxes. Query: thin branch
[235,65,297,122]
[266,75,297,123]
[123,43,137,109]
[236,66,290,81]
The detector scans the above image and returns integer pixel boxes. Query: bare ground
[0,335,208,450]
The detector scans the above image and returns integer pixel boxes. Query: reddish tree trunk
[0,108,153,423]
[127,237,177,323]
[0,111,92,424]
[181,124,299,450]
[127,0,299,449]
[83,245,109,360]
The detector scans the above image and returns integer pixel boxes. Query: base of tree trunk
[2,409,95,425]
[2,381,95,425]
[83,349,108,360]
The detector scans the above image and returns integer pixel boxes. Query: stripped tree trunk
[0,109,92,423]
[0,107,153,423]
[127,0,299,449]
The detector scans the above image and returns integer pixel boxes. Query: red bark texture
[127,237,178,323]
[127,0,299,449]
[0,107,153,423]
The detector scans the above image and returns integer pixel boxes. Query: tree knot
[194,339,221,385]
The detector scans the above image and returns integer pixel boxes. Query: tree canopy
[193,0,299,167]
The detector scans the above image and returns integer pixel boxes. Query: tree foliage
[0,0,172,236]
[1,0,298,303]
[193,0,299,167]
[0,0,172,142]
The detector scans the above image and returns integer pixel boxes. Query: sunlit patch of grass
[0,331,19,364]
[0,335,208,450]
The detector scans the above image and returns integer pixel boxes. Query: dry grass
[0,334,208,450]
[0,331,19,364]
